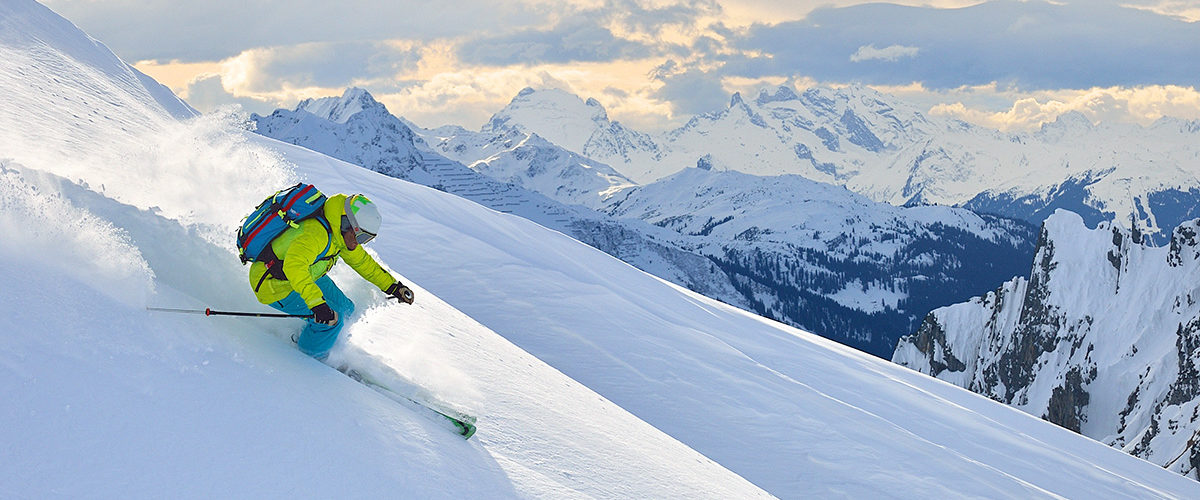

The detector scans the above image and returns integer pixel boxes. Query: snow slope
[0,1,765,497]
[4,0,1200,498]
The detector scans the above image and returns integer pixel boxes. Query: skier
[248,192,414,360]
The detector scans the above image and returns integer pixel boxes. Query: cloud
[221,41,420,93]
[457,21,654,66]
[650,61,731,116]
[849,44,919,62]
[52,0,1200,136]
[1121,0,1200,22]
[42,0,573,62]
[456,0,722,66]
[927,85,1200,131]
[730,1,1200,90]
[180,74,281,115]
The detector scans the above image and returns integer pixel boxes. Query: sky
[40,0,1200,133]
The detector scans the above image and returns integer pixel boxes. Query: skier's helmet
[343,194,381,245]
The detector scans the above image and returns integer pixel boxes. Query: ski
[338,366,477,439]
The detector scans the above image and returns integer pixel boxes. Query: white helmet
[343,194,381,244]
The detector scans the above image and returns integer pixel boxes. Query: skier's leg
[293,275,355,360]
[266,276,354,360]
[267,291,315,345]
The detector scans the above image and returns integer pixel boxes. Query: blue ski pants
[268,275,355,360]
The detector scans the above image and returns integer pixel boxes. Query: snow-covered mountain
[496,86,1200,243]
[606,167,1036,356]
[893,210,1200,479]
[8,0,1200,497]
[482,87,666,174]
[418,120,634,210]
[251,90,745,310]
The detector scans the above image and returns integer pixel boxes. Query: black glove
[311,303,338,325]
[386,282,415,304]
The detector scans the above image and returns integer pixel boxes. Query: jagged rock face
[894,210,1200,480]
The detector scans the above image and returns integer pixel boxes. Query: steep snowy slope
[0,2,769,497]
[3,159,767,498]
[6,1,1200,498]
[2,164,520,498]
[894,210,1200,480]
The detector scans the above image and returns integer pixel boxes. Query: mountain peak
[729,91,745,108]
[1036,111,1094,138]
[1051,111,1094,129]
[755,86,799,105]
[297,87,386,124]
[483,87,613,150]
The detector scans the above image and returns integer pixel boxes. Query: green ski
[339,365,477,439]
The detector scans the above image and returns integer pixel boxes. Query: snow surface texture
[894,209,1200,480]
[4,0,1200,497]
[493,87,1200,242]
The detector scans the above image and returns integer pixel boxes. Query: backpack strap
[253,215,336,293]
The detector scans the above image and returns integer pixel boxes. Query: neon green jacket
[249,193,395,307]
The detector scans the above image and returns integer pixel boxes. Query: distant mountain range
[494,86,1200,244]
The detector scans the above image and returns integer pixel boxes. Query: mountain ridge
[492,86,1200,242]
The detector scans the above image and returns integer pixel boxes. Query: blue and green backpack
[236,183,328,264]
[237,183,336,291]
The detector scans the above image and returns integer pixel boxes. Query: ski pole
[146,307,313,319]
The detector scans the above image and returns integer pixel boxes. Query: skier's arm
[341,244,397,292]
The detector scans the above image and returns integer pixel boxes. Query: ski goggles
[342,196,377,245]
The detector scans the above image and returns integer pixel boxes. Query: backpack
[237,183,334,291]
